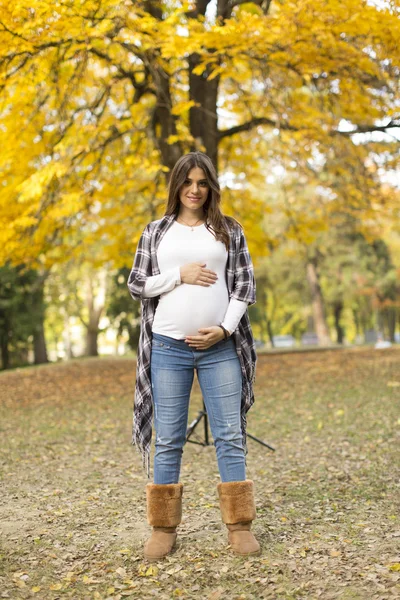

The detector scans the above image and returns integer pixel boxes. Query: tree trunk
[376,309,384,336]
[266,319,274,347]
[386,306,396,342]
[333,299,345,344]
[84,276,105,356]
[86,327,99,356]
[146,0,225,175]
[32,277,49,365]
[306,260,331,346]
[189,53,220,169]
[151,63,182,172]
[33,326,48,364]
[0,310,10,369]
[353,308,360,336]
[64,311,75,359]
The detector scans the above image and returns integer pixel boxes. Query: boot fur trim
[146,483,183,528]
[217,480,256,524]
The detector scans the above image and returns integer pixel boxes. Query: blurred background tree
[0,0,399,367]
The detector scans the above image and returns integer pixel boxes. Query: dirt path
[1,348,399,599]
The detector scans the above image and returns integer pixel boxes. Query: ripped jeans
[150,332,246,484]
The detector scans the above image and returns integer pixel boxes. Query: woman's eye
[184,180,208,186]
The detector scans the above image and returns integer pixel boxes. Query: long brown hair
[165,152,239,250]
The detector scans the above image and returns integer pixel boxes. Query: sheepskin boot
[217,479,261,556]
[144,483,183,561]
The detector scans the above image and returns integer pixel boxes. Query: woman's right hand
[180,262,218,286]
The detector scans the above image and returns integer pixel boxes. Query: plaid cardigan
[127,213,257,478]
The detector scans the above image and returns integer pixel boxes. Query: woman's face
[178,167,209,212]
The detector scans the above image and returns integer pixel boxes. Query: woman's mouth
[188,196,201,201]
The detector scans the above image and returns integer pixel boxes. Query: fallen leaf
[115,567,127,578]
[49,583,63,590]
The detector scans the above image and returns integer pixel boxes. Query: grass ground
[0,347,399,600]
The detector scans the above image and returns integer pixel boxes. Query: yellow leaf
[207,66,224,81]
[49,583,63,590]
[31,587,41,593]
[145,565,159,577]
[388,563,400,572]
[192,63,207,76]
[166,135,180,145]
[171,100,196,115]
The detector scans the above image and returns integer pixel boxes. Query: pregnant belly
[153,282,230,337]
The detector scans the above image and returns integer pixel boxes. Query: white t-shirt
[142,221,248,339]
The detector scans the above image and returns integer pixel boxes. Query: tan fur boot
[144,483,183,561]
[217,479,261,556]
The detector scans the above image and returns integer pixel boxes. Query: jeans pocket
[152,339,171,350]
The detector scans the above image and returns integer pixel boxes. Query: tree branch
[143,0,163,20]
[335,120,400,137]
[218,116,299,139]
[219,116,400,141]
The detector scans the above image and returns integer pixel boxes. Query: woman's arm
[142,267,181,298]
[221,298,248,335]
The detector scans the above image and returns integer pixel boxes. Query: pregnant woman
[127,151,260,561]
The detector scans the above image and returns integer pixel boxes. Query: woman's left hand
[185,326,227,350]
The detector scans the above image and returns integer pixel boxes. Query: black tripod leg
[186,400,212,446]
[185,398,276,452]
[247,432,275,451]
[186,410,206,440]
[203,401,209,445]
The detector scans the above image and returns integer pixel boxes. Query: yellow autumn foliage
[0,0,398,270]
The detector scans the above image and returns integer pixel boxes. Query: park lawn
[0,347,399,600]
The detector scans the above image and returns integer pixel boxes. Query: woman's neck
[177,208,205,223]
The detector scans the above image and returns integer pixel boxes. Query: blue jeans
[150,332,246,484]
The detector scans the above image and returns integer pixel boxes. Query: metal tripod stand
[185,399,275,451]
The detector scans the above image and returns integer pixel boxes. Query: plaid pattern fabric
[127,213,257,478]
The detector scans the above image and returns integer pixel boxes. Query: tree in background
[0,265,47,369]
[106,267,141,353]
[0,0,399,359]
